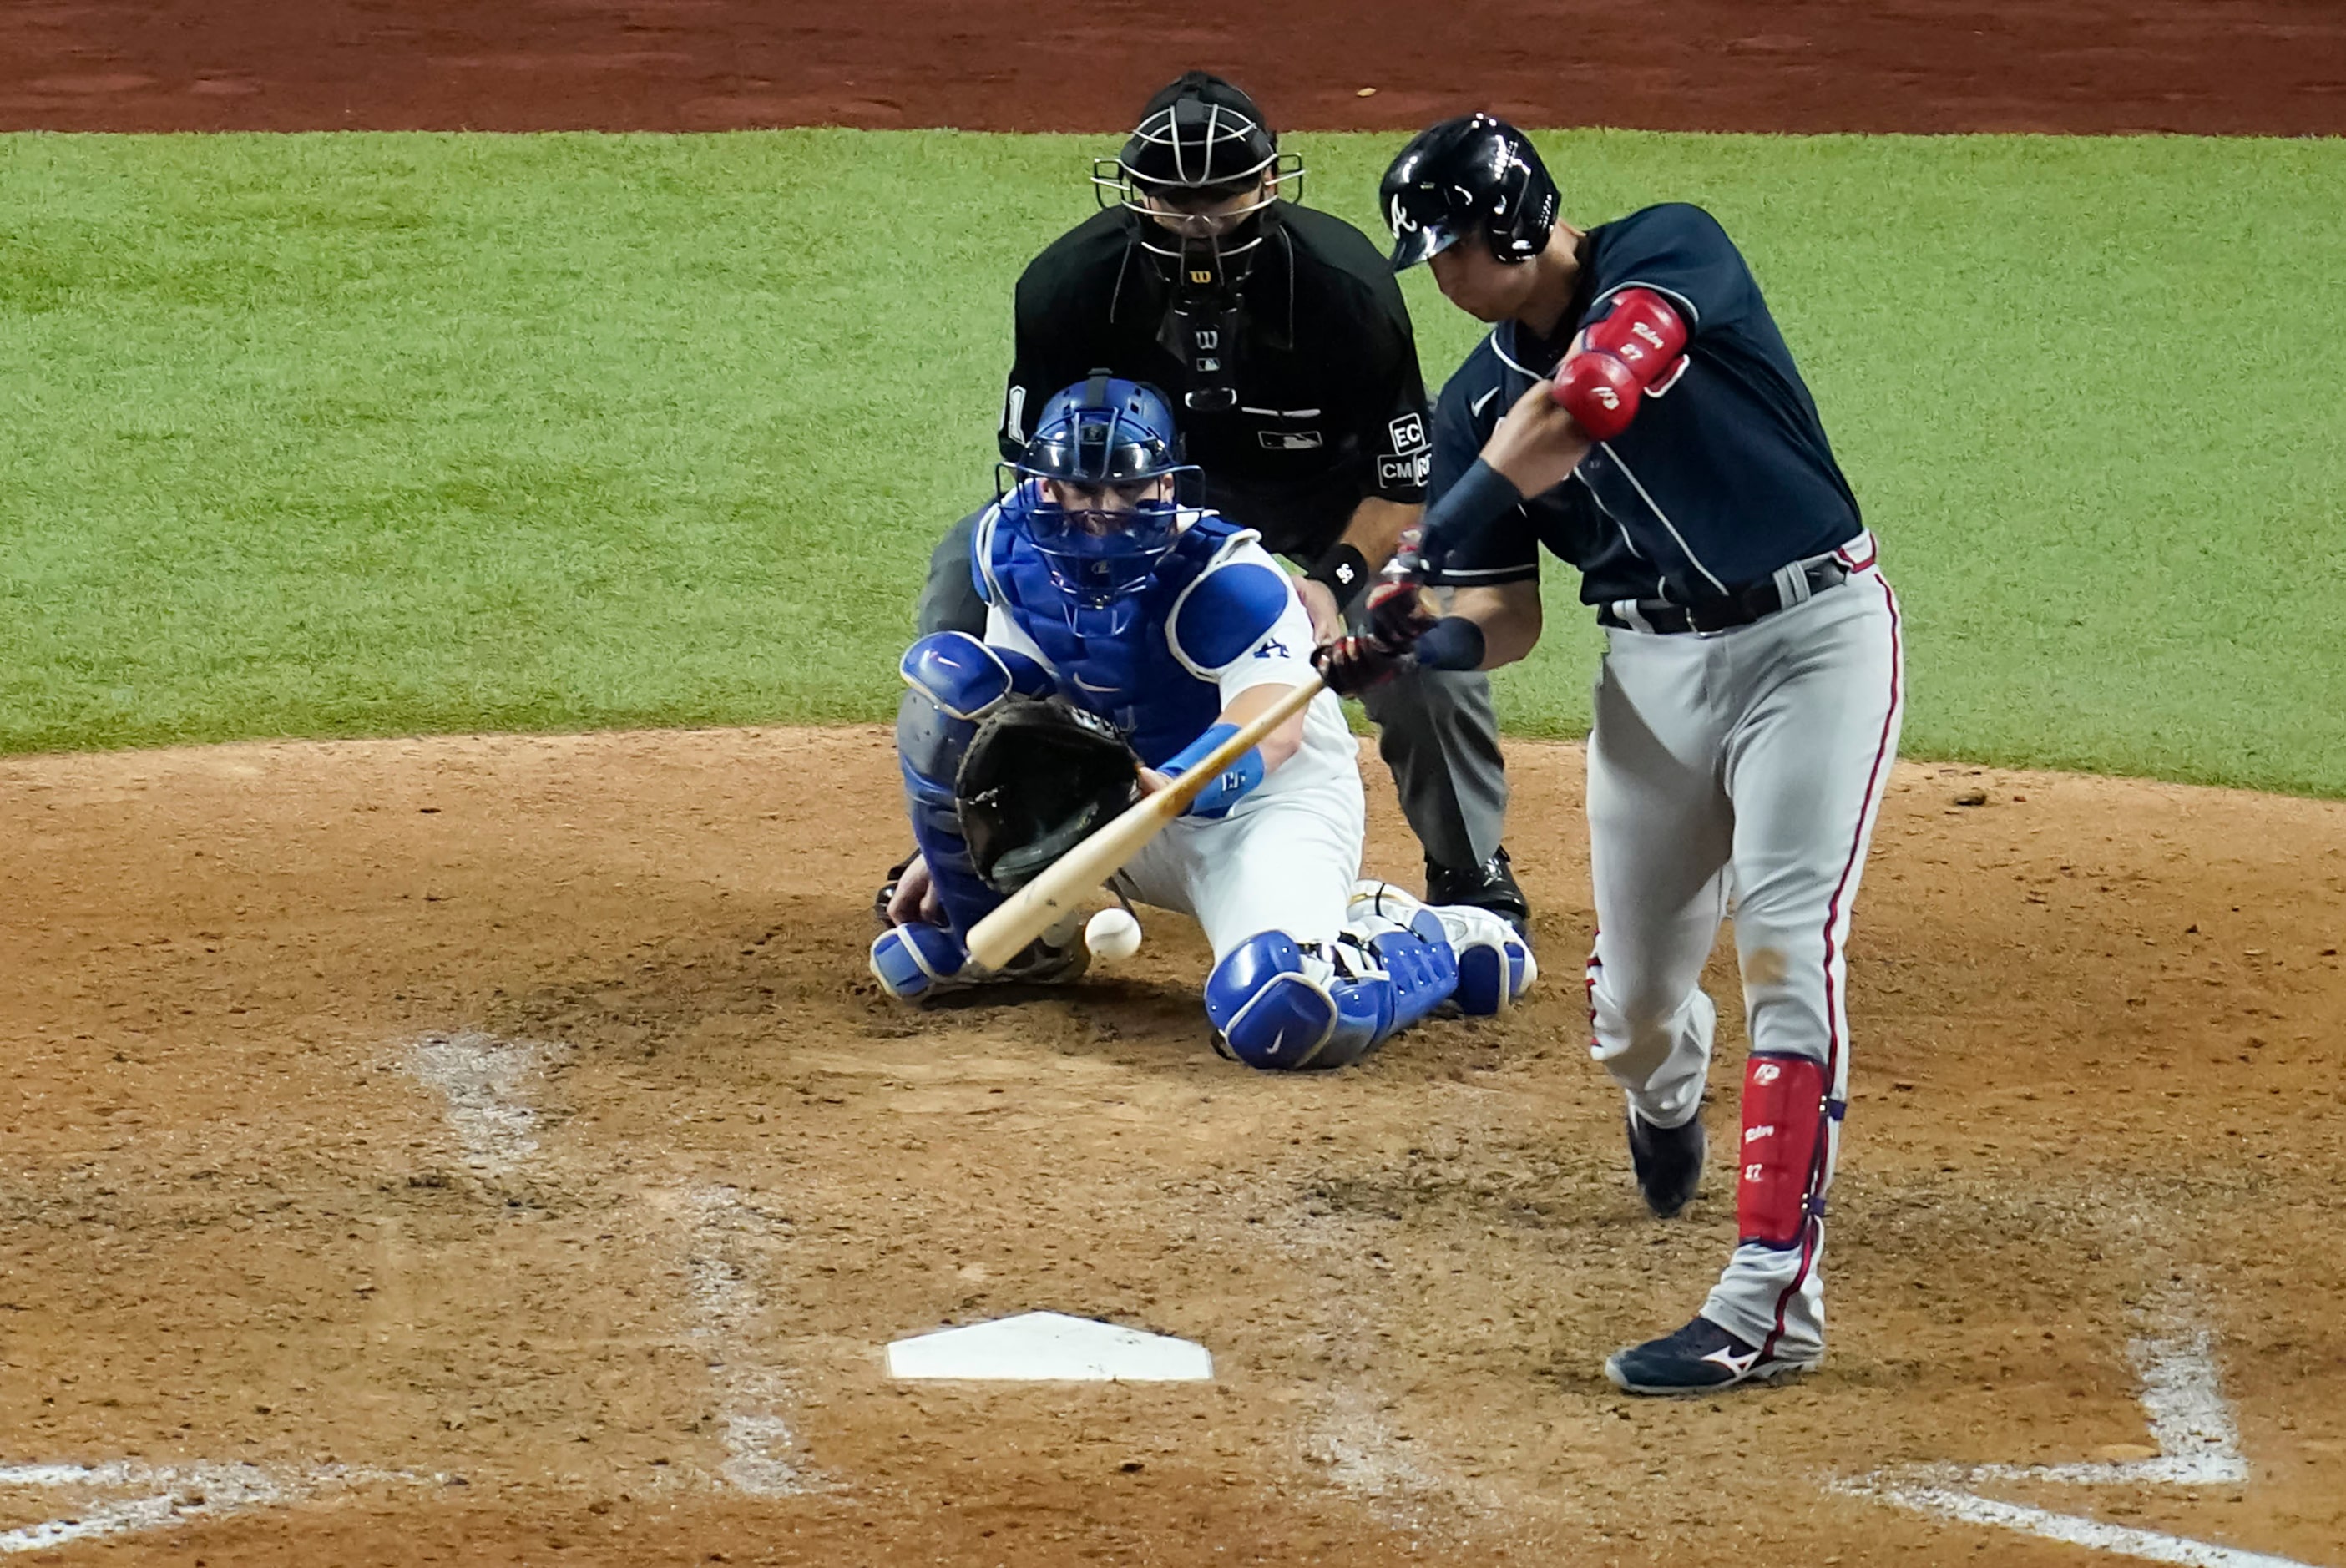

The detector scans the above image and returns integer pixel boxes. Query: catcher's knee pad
[870,920,968,1001]
[892,689,1004,938]
[896,632,1057,827]
[899,631,1054,723]
[1205,931,1389,1072]
[1735,1053,1838,1248]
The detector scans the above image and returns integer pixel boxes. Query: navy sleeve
[1424,369,1540,587]
[1425,362,1490,508]
[1582,204,1755,340]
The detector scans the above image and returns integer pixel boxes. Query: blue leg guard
[1348,880,1536,1017]
[1205,930,1407,1071]
[1368,913,1460,1033]
[869,920,968,1000]
[894,631,1054,938]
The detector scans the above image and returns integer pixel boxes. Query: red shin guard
[1736,1055,1829,1247]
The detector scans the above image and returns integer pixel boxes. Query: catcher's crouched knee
[1204,931,1383,1072]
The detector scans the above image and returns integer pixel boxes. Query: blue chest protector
[973,499,1275,769]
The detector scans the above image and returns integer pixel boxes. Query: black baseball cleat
[994,933,1090,987]
[1626,1107,1706,1218]
[1424,846,1530,938]
[1603,1315,1818,1396]
[872,852,914,929]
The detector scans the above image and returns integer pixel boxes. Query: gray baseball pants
[1584,544,1904,1363]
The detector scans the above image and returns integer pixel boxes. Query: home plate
[885,1312,1212,1382]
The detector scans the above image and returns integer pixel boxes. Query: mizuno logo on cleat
[1701,1345,1760,1377]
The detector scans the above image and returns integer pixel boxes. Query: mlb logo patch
[1259,430,1324,451]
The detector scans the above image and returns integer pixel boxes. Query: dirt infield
[3,0,2343,135]
[6,8,2343,1564]
[3,727,2341,1565]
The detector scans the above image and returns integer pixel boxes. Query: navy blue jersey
[1427,204,1862,605]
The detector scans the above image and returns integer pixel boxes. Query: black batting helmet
[1379,114,1560,270]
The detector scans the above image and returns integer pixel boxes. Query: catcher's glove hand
[955,698,1141,893]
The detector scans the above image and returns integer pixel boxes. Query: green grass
[3,131,2342,792]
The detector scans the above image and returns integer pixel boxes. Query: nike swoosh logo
[1472,387,1500,417]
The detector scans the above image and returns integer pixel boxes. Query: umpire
[913,71,1528,929]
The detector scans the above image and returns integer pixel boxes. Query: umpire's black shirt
[1002,203,1432,560]
[1427,203,1863,607]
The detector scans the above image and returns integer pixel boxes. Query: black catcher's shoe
[1424,846,1530,938]
[1603,1316,1818,1396]
[1626,1107,1706,1218]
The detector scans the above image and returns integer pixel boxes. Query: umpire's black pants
[914,507,1510,877]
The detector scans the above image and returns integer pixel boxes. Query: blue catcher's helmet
[1006,372,1198,604]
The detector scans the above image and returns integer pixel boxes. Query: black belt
[1599,558,1849,635]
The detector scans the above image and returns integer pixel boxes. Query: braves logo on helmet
[1378,114,1560,271]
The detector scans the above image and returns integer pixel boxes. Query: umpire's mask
[1093,72,1302,412]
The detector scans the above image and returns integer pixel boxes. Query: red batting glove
[1361,579,1438,649]
[1313,581,1439,698]
[1314,632,1413,697]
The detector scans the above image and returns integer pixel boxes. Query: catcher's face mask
[1006,374,1197,605]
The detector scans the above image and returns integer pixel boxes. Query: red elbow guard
[1551,350,1640,441]
[1584,288,1690,388]
[1735,1054,1833,1247]
[1550,291,1691,438]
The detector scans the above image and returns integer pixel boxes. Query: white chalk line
[682,1185,817,1496]
[402,1029,570,1178]
[0,1460,429,1555]
[1309,1387,1445,1503]
[1970,1328,2249,1489]
[1847,1477,2310,1568]
[403,1030,817,1495]
[1840,1306,2325,1568]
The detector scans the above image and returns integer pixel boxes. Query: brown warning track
[3,0,2343,135]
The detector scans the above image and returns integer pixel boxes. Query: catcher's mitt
[955,698,1141,893]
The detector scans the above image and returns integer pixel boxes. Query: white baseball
[1085,907,1143,963]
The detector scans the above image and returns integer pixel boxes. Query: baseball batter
[1321,118,1904,1393]
[873,375,1533,1068]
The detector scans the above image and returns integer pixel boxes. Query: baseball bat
[962,675,1327,972]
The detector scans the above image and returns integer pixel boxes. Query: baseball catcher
[872,375,1534,1069]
